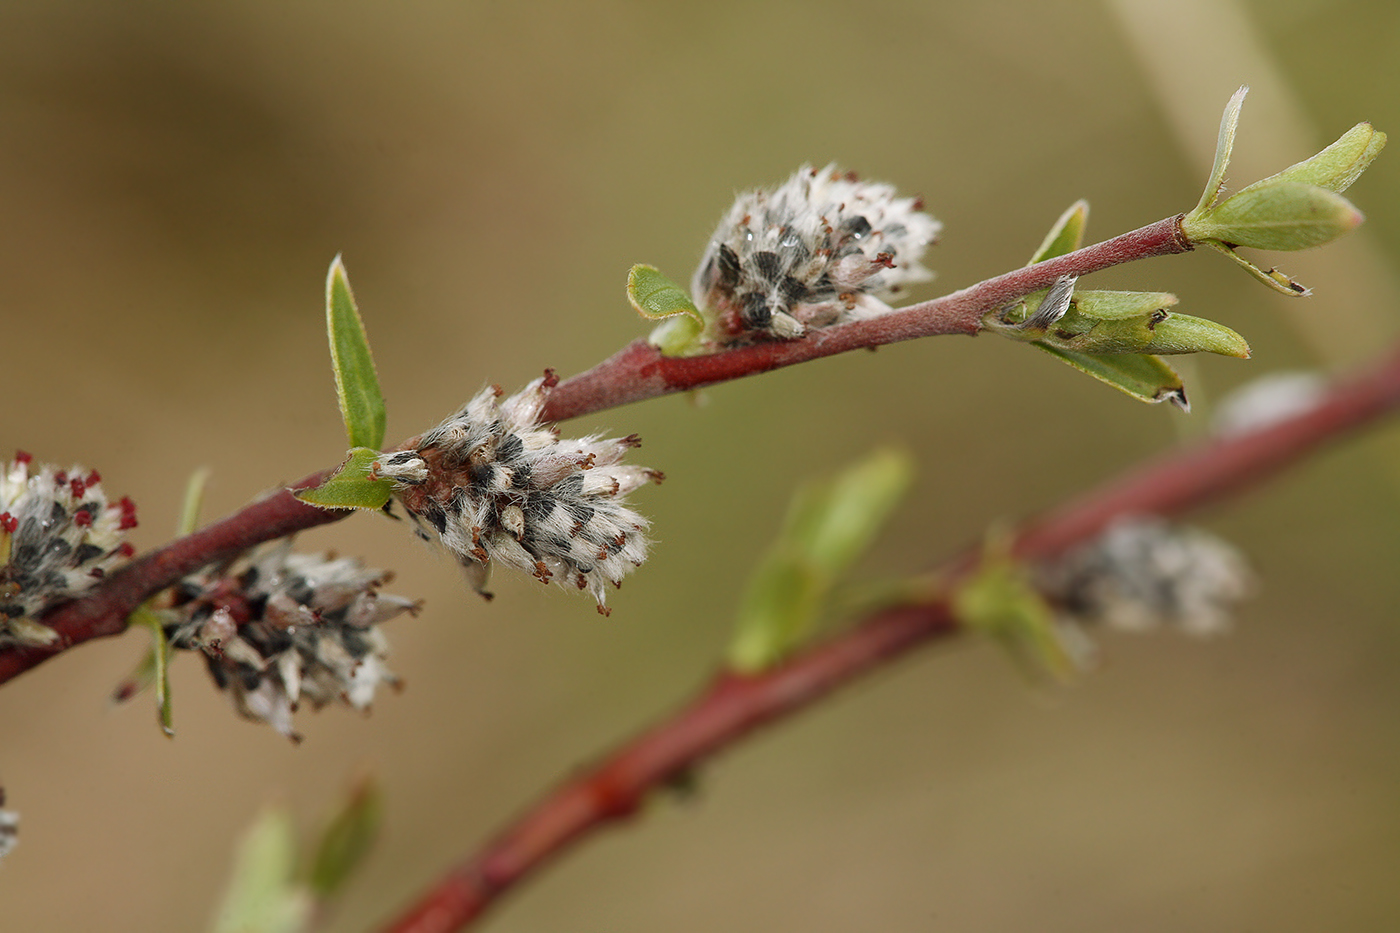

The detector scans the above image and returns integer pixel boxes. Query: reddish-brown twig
[379,338,1400,933]
[0,216,1191,686]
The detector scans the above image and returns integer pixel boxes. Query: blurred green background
[2,1,1398,930]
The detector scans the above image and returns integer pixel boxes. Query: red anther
[542,368,560,389]
[85,470,102,486]
[0,513,16,533]
[73,509,93,527]
[54,470,68,485]
[14,451,32,465]
[117,542,135,558]
[88,567,105,579]
[871,252,896,270]
[119,497,138,529]
[70,477,87,498]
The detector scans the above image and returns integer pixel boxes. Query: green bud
[627,264,705,356]
[1183,180,1364,251]
[1043,306,1249,358]
[988,287,1248,358]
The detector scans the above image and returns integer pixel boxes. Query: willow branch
[378,337,1400,933]
[0,214,1189,685]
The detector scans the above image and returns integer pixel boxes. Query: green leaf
[1197,239,1310,296]
[727,449,914,673]
[304,776,382,899]
[178,466,212,536]
[1184,180,1364,251]
[953,554,1082,682]
[1194,86,1249,214]
[126,606,175,737]
[1033,345,1189,409]
[326,255,387,451]
[293,448,395,511]
[628,264,705,355]
[1240,121,1386,196]
[1028,199,1089,264]
[210,808,312,933]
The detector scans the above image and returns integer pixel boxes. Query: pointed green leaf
[326,256,387,451]
[1194,86,1249,214]
[728,450,913,673]
[1185,180,1363,251]
[628,264,702,323]
[792,449,915,574]
[127,605,175,737]
[1240,121,1386,196]
[305,776,382,899]
[1198,239,1310,296]
[293,448,395,511]
[1029,199,1090,264]
[629,264,705,355]
[953,555,1082,682]
[210,808,312,933]
[178,467,212,536]
[1034,345,1189,409]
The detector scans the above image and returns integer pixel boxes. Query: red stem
[378,339,1400,933]
[0,216,1190,686]
[540,216,1190,420]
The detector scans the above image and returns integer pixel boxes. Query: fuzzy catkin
[377,373,661,614]
[0,453,137,645]
[692,163,940,344]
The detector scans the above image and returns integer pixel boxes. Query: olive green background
[2,1,1398,930]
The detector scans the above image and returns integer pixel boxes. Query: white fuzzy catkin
[692,163,940,344]
[1043,517,1253,637]
[378,374,661,615]
[163,541,420,742]
[0,453,137,645]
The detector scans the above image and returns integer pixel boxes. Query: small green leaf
[1033,345,1189,409]
[305,776,382,899]
[728,449,914,673]
[793,449,914,574]
[210,808,312,933]
[1028,199,1089,264]
[628,264,705,355]
[953,555,1082,682]
[126,605,175,737]
[1184,180,1364,251]
[1240,121,1386,196]
[178,466,211,537]
[1198,240,1310,296]
[293,448,395,511]
[326,255,387,451]
[1194,86,1249,214]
